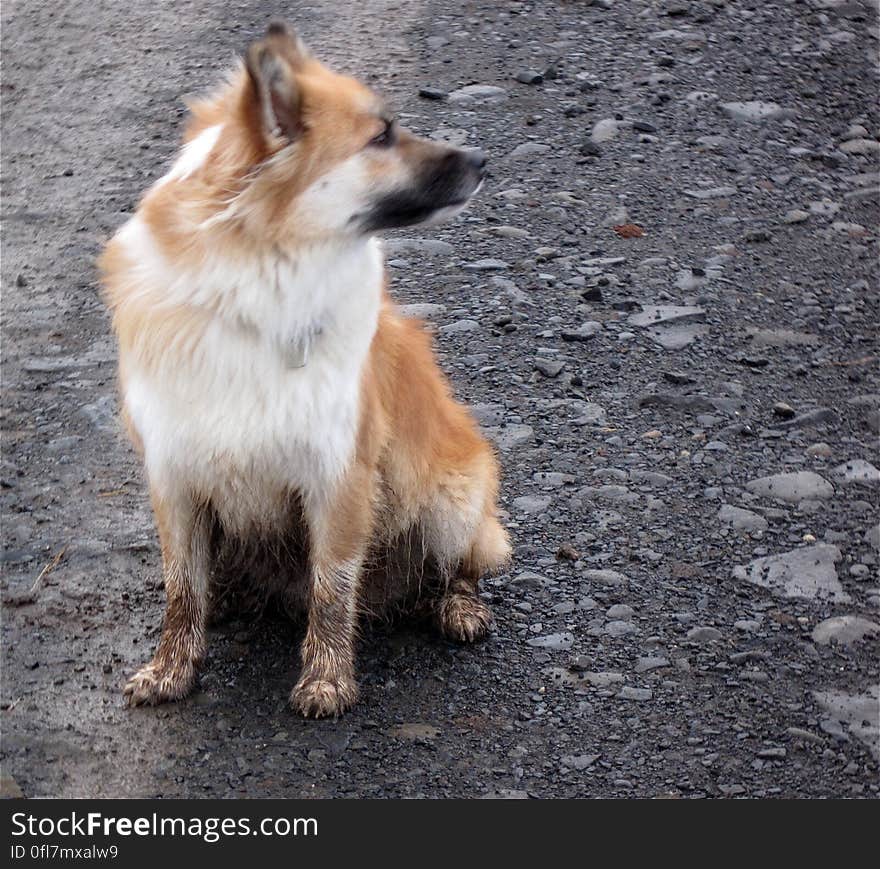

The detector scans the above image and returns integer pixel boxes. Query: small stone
[617,686,652,701]
[605,620,637,638]
[509,571,547,591]
[515,70,543,85]
[806,442,833,458]
[833,460,880,486]
[809,198,841,217]
[561,754,599,770]
[463,258,509,272]
[572,403,606,426]
[812,616,880,647]
[582,672,624,688]
[813,686,880,761]
[733,544,848,602]
[534,358,565,378]
[635,656,669,673]
[527,632,575,651]
[491,225,531,240]
[776,407,838,430]
[535,472,574,488]
[783,210,810,224]
[512,495,552,515]
[684,186,737,199]
[720,101,793,123]
[606,604,634,620]
[561,321,602,342]
[448,84,508,104]
[440,319,480,334]
[734,619,761,632]
[839,138,880,155]
[628,305,705,328]
[842,125,869,142]
[578,597,598,611]
[488,424,535,451]
[581,569,629,587]
[718,504,768,533]
[686,626,722,643]
[591,118,623,143]
[786,727,825,745]
[509,142,551,159]
[81,395,117,432]
[399,303,447,320]
[773,402,796,419]
[745,471,834,503]
[663,370,696,385]
[385,238,454,257]
[418,87,447,101]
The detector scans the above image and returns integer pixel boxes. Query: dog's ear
[245,22,310,143]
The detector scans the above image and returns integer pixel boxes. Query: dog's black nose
[465,149,487,172]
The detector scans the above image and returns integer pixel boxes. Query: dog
[99,22,511,718]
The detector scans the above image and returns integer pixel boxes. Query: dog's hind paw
[123,661,196,707]
[291,673,358,719]
[437,592,492,643]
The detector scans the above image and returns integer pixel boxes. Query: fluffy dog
[100,22,510,717]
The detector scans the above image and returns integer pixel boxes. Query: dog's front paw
[123,660,196,707]
[437,593,492,643]
[291,673,358,719]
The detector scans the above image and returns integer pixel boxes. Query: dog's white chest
[119,225,383,521]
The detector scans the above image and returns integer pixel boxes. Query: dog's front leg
[292,469,373,718]
[124,488,211,706]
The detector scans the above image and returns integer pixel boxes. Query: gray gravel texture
[2,0,879,798]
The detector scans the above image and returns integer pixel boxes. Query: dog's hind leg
[291,465,375,718]
[422,464,511,643]
[436,512,510,642]
[124,487,212,706]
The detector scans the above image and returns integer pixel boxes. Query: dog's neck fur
[119,213,383,368]
[121,121,383,367]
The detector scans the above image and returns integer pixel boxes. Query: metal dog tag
[283,336,309,369]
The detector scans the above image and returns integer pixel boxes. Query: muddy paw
[123,660,196,707]
[437,593,492,643]
[291,673,358,719]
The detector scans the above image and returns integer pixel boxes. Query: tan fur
[101,24,510,718]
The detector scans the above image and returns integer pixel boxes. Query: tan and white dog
[100,22,510,718]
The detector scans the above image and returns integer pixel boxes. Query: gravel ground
[2,0,878,799]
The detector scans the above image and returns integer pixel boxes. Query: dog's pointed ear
[245,22,310,143]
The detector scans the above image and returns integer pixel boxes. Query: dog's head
[208,22,485,242]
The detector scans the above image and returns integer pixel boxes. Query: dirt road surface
[2,0,878,798]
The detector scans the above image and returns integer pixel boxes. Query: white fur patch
[116,216,383,533]
[293,154,372,233]
[155,124,222,187]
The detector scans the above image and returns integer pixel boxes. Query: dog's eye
[369,120,395,148]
